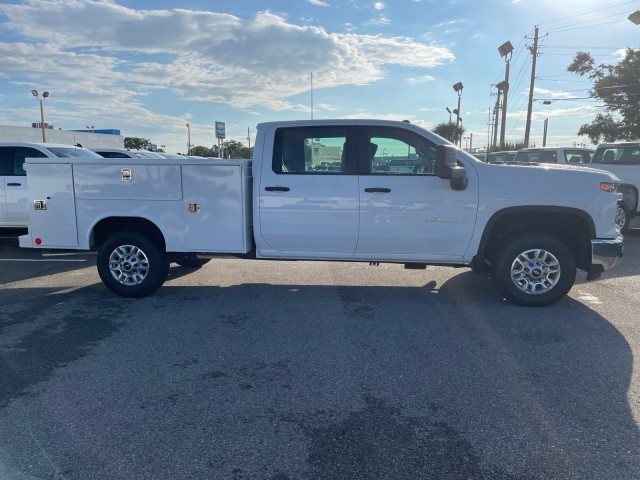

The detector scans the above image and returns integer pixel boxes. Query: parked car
[156,152,184,159]
[486,151,517,164]
[589,142,640,231]
[91,148,164,159]
[513,147,593,165]
[1,142,101,228]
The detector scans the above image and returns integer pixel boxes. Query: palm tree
[432,122,466,145]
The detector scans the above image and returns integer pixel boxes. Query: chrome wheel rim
[108,244,150,286]
[615,206,626,229]
[510,248,560,295]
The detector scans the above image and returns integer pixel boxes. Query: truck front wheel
[615,203,630,232]
[491,232,576,307]
[97,232,168,298]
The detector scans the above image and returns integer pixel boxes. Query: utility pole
[524,26,540,147]
[499,62,510,148]
[542,118,548,147]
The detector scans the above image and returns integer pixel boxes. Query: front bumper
[587,235,624,280]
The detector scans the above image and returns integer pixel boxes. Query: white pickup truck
[0,142,102,228]
[20,120,623,306]
[588,142,640,231]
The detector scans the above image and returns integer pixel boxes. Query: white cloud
[507,106,598,120]
[374,2,385,10]
[613,48,628,59]
[308,0,330,6]
[364,15,391,26]
[0,1,453,112]
[533,87,580,99]
[407,75,436,83]
[315,103,337,111]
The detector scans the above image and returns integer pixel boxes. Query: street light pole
[452,82,463,146]
[31,89,49,142]
[186,123,191,155]
[446,107,452,123]
[498,41,513,148]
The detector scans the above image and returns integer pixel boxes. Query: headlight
[600,182,620,193]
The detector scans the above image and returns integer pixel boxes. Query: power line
[542,52,627,56]
[537,78,591,83]
[535,91,640,102]
[538,0,638,26]
[544,45,634,49]
[536,84,637,94]
[546,19,629,34]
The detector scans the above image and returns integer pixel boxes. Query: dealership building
[0,124,124,148]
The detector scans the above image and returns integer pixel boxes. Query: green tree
[190,145,215,157]
[222,140,244,158]
[567,48,640,143]
[489,140,526,152]
[432,122,466,145]
[212,140,253,158]
[124,137,151,150]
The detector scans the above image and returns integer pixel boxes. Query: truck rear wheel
[97,232,168,298]
[491,232,576,307]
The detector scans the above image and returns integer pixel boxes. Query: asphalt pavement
[1,227,639,479]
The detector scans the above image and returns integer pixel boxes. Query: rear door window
[563,150,588,164]
[0,146,11,175]
[272,127,355,174]
[14,147,48,176]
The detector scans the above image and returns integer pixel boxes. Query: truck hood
[478,161,621,182]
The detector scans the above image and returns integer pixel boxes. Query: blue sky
[0,0,638,153]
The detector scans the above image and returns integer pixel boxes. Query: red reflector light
[35,238,42,245]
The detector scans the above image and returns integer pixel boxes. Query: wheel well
[478,209,593,272]
[92,217,166,251]
[619,184,638,215]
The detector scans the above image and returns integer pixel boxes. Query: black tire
[174,256,210,269]
[97,232,168,298]
[491,232,576,307]
[615,203,630,232]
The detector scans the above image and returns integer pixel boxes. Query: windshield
[45,146,102,158]
[514,151,557,163]
[592,146,640,165]
[487,152,516,164]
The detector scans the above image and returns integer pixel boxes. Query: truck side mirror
[435,145,468,191]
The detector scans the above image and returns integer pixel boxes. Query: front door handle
[6,182,21,187]
[265,186,290,192]
[364,187,391,193]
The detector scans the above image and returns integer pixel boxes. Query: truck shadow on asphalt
[1,270,638,479]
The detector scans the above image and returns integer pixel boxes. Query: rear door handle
[7,182,21,187]
[265,186,290,192]
[364,187,391,193]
